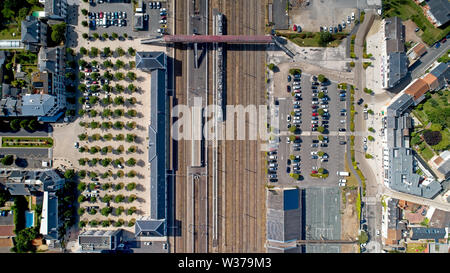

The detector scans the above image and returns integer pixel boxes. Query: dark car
[287,75,292,82]
[338,128,346,132]
[339,141,346,145]
[287,85,291,92]
[357,98,364,105]
[435,42,441,48]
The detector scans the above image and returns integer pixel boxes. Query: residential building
[266,188,302,245]
[435,151,450,179]
[423,0,450,27]
[408,43,427,62]
[43,0,68,21]
[0,169,65,243]
[382,17,408,89]
[21,16,48,53]
[410,227,447,241]
[78,229,123,253]
[383,92,442,198]
[135,52,169,239]
[38,46,65,76]
[0,50,66,120]
[404,78,429,104]
[429,62,450,90]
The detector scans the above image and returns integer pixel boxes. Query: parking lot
[267,72,351,188]
[88,0,167,38]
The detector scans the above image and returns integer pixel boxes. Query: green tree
[64,169,76,180]
[128,47,136,56]
[19,119,29,129]
[358,231,368,244]
[318,31,332,46]
[1,155,14,166]
[116,47,125,56]
[126,183,137,191]
[10,119,21,131]
[126,158,136,166]
[50,22,67,44]
[317,74,327,83]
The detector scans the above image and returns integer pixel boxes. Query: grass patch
[2,137,53,148]
[383,0,450,45]
[406,243,427,253]
[0,24,20,40]
[276,31,346,47]
[420,146,434,161]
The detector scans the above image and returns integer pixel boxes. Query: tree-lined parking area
[2,137,54,148]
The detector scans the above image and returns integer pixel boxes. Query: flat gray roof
[266,188,302,243]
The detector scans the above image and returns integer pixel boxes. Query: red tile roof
[404,79,430,100]
[0,226,14,237]
[423,73,439,90]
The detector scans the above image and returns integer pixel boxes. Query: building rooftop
[40,191,58,240]
[21,16,47,52]
[404,78,430,101]
[387,198,400,229]
[385,17,405,53]
[266,188,302,243]
[38,46,64,75]
[44,0,68,19]
[136,52,168,237]
[412,43,427,56]
[387,93,414,117]
[135,219,165,237]
[426,0,450,27]
[78,229,122,252]
[388,148,442,199]
[387,52,408,88]
[21,94,57,117]
[411,227,447,241]
[136,52,166,70]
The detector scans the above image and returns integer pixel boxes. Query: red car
[312,113,318,116]
[99,12,103,19]
[294,89,301,93]
[311,170,318,174]
[293,25,297,31]
[442,38,447,43]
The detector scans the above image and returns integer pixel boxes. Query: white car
[74,142,79,148]
[287,115,291,122]
[339,179,347,183]
[159,19,167,24]
[363,137,367,143]
[351,12,355,20]
[339,182,346,187]
[310,151,318,155]
[160,8,167,12]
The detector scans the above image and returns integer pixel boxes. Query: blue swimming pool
[25,211,35,228]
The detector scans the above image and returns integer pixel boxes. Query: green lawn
[276,31,346,47]
[383,0,450,45]
[420,146,434,161]
[2,137,54,148]
[0,24,20,40]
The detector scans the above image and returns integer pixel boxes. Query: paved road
[411,41,450,79]
[352,11,383,252]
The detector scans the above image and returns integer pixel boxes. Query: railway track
[173,0,267,253]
